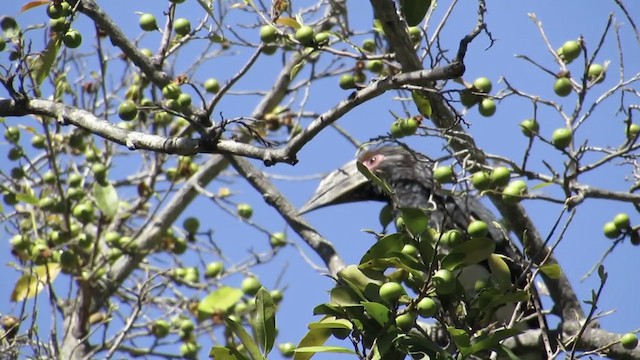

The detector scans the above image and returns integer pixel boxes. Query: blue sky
[1,0,639,359]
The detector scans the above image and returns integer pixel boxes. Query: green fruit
[204,261,223,278]
[3,192,18,206]
[433,166,454,183]
[139,13,158,31]
[104,231,121,246]
[490,167,511,187]
[8,147,22,161]
[442,229,465,247]
[169,0,185,3]
[241,276,262,296]
[164,84,182,100]
[613,213,630,230]
[366,60,384,73]
[433,269,455,294]
[395,312,416,331]
[603,221,620,239]
[478,98,496,117]
[621,333,638,350]
[180,319,195,333]
[270,289,284,303]
[141,48,153,57]
[362,38,376,52]
[118,100,137,121]
[401,244,418,257]
[154,111,173,126]
[183,217,200,233]
[467,220,489,238]
[173,18,191,36]
[151,320,170,338]
[588,63,605,83]
[62,29,82,48]
[49,18,67,33]
[203,78,220,93]
[4,126,20,143]
[262,45,277,55]
[354,71,366,84]
[38,197,56,210]
[72,203,94,223]
[520,119,539,137]
[314,32,329,45]
[180,342,199,359]
[47,3,65,19]
[390,120,405,138]
[260,25,278,43]
[379,282,405,303]
[69,171,84,186]
[177,93,192,108]
[59,250,77,268]
[460,90,480,107]
[92,163,107,181]
[270,232,287,247]
[400,117,419,136]
[237,203,253,219]
[554,77,572,97]
[552,128,572,149]
[172,237,187,254]
[339,74,356,90]
[10,235,29,251]
[279,342,296,358]
[0,38,4,52]
[408,26,421,43]
[473,77,492,93]
[416,297,437,318]
[295,26,314,45]
[626,124,640,139]
[502,180,528,204]
[561,40,581,63]
[471,171,492,190]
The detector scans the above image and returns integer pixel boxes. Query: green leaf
[441,237,495,270]
[538,264,562,279]
[293,327,332,360]
[530,181,553,191]
[361,301,391,326]
[357,162,394,197]
[290,59,305,80]
[255,288,276,356]
[411,90,432,118]
[226,316,264,360]
[400,0,432,27]
[275,17,301,29]
[447,327,471,348]
[487,254,511,290]
[11,263,61,302]
[329,286,361,307]
[15,192,38,205]
[400,208,429,236]
[461,328,522,356]
[31,38,62,86]
[396,332,451,359]
[197,287,243,321]
[359,255,425,275]
[360,233,404,264]
[209,346,243,360]
[307,317,353,330]
[93,183,119,219]
[336,265,385,302]
[294,346,356,355]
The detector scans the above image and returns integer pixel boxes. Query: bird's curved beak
[299,159,370,214]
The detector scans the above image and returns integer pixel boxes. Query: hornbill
[300,146,540,353]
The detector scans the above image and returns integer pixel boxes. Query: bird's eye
[367,156,376,164]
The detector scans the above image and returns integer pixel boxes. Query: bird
[300,146,539,354]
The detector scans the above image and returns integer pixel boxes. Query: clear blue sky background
[1,1,639,359]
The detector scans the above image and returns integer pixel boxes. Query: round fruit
[204,261,223,278]
[433,166,454,183]
[401,244,419,257]
[237,203,253,219]
[4,126,20,143]
[395,312,416,331]
[603,221,621,239]
[621,333,638,350]
[118,100,137,121]
[390,120,405,138]
[204,78,220,93]
[279,342,296,358]
[366,60,384,73]
[295,26,314,45]
[520,119,539,137]
[471,171,492,190]
[400,118,419,136]
[362,39,376,53]
[314,32,329,45]
[490,167,511,188]
[63,29,82,48]
[241,276,262,296]
[554,77,572,97]
[259,25,278,43]
[180,319,195,333]
[270,232,287,247]
[561,40,581,63]
[177,93,192,109]
[92,163,107,183]
[408,26,421,43]
[0,38,4,52]
[473,77,492,93]
[72,203,94,223]
[173,18,191,36]
[433,269,456,294]
[141,48,153,57]
[588,63,605,83]
[151,319,170,338]
[626,124,640,139]
[262,45,277,55]
[552,128,572,149]
[379,282,405,303]
[180,342,198,359]
[478,98,496,117]
[270,289,284,303]
[154,111,173,126]
[416,297,437,318]
[339,74,356,90]
[49,18,67,32]
[139,13,158,31]
[162,84,181,99]
[47,3,65,19]
[442,229,464,247]
[613,213,630,230]
[467,220,489,238]
[183,217,200,233]
[172,237,187,254]
[354,72,366,84]
[460,90,480,107]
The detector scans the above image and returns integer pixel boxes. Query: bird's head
[299,146,435,213]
